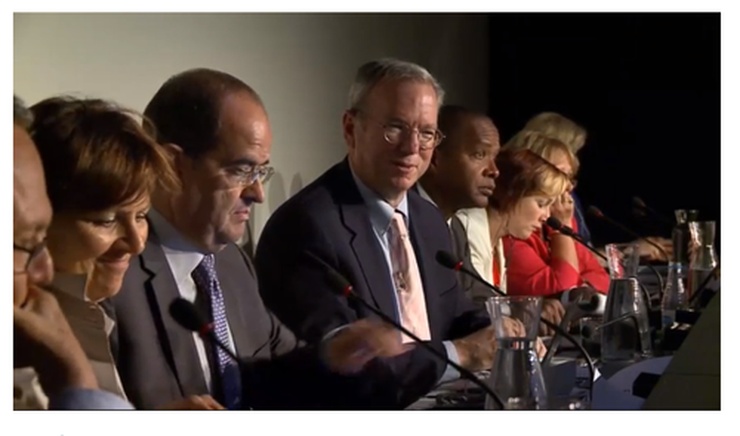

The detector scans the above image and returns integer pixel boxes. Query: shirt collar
[147,208,207,277]
[349,165,409,236]
[415,183,438,207]
[416,183,453,226]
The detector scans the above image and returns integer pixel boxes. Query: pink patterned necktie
[389,211,431,343]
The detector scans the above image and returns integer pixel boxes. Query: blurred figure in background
[518,112,671,261]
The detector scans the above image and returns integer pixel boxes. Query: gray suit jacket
[109,228,298,409]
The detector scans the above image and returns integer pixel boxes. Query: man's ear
[342,110,357,150]
[428,148,442,172]
[163,143,186,178]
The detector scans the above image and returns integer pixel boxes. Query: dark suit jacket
[255,158,490,409]
[110,226,380,410]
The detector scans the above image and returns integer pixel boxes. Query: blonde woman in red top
[498,134,610,299]
[479,148,576,335]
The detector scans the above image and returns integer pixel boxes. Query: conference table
[408,291,720,410]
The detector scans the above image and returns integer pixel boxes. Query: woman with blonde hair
[522,111,588,154]
[457,147,581,334]
[515,112,671,261]
[498,134,610,298]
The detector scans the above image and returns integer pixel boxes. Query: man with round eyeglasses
[256,58,504,409]
[351,108,446,151]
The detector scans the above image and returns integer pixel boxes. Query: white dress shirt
[147,208,238,392]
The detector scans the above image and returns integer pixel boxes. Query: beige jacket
[13,273,126,409]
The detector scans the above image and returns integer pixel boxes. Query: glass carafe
[602,243,652,362]
[687,221,718,302]
[484,295,548,410]
[673,209,699,266]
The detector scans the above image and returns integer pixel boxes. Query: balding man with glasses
[110,68,412,410]
[256,59,499,409]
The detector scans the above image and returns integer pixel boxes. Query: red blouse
[501,218,610,297]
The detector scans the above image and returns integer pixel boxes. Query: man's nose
[28,248,54,287]
[242,180,265,204]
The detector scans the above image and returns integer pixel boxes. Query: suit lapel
[215,246,264,358]
[334,162,398,322]
[341,202,399,322]
[139,234,209,396]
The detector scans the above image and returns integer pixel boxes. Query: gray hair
[14,95,33,129]
[347,58,445,110]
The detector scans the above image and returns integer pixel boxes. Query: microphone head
[435,250,463,271]
[587,205,605,219]
[304,250,354,296]
[169,298,208,333]
[324,267,354,297]
[545,216,563,230]
[632,196,647,209]
[580,324,595,340]
[546,216,578,237]
[576,293,601,313]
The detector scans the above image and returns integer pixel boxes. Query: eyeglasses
[229,165,275,187]
[354,110,445,150]
[14,239,49,274]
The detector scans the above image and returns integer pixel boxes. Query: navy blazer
[255,158,490,408]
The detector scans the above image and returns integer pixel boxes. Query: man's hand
[534,337,547,360]
[160,395,225,410]
[323,318,414,374]
[635,237,673,262]
[13,285,98,396]
[453,318,526,372]
[539,298,565,336]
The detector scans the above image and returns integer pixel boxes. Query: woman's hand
[550,191,575,225]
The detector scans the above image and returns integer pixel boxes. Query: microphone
[169,297,239,362]
[580,312,640,341]
[541,293,600,368]
[588,205,670,262]
[545,217,608,262]
[545,216,657,310]
[632,196,674,228]
[586,207,666,303]
[435,250,596,399]
[303,250,506,410]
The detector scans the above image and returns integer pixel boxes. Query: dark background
[486,13,720,251]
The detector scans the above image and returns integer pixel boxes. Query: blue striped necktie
[192,254,242,409]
